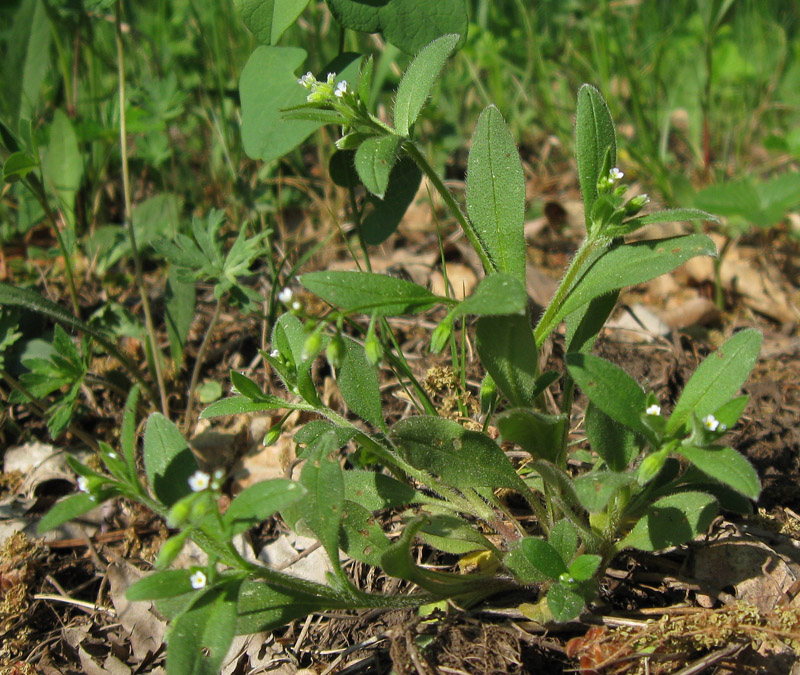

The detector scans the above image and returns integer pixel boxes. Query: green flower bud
[155,530,190,570]
[364,329,383,366]
[637,448,668,486]
[326,333,346,369]
[624,193,650,216]
[263,423,282,446]
[167,495,195,528]
[301,331,323,362]
[190,494,212,522]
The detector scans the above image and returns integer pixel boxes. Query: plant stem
[182,296,223,433]
[401,140,496,276]
[115,2,169,416]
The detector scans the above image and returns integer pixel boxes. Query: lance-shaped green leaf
[355,135,401,198]
[496,408,566,464]
[300,270,440,315]
[361,155,423,245]
[612,208,718,238]
[235,579,341,634]
[549,234,717,334]
[143,413,197,506]
[585,402,640,472]
[677,446,760,499]
[417,512,497,554]
[340,500,392,565]
[666,329,762,435]
[451,273,527,318]
[326,0,467,54]
[121,386,140,481]
[337,337,385,430]
[234,0,310,44]
[42,110,83,229]
[390,416,526,491]
[394,34,460,137]
[476,314,538,407]
[224,479,307,536]
[126,570,197,600]
[37,492,102,534]
[466,105,526,282]
[575,84,616,218]
[573,471,636,513]
[621,491,718,551]
[343,470,434,511]
[200,395,304,419]
[166,583,239,675]
[566,353,650,438]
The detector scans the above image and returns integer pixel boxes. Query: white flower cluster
[702,414,727,433]
[297,71,348,103]
[598,167,624,191]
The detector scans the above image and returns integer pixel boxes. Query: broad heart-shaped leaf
[355,135,401,198]
[41,110,83,229]
[166,583,239,675]
[666,329,762,435]
[326,0,467,54]
[300,270,440,315]
[547,583,585,622]
[475,314,538,407]
[573,471,635,513]
[394,34,460,137]
[452,273,527,318]
[466,105,526,282]
[566,353,650,439]
[235,579,337,634]
[585,402,640,472]
[549,520,578,565]
[361,155,423,245]
[678,446,760,499]
[575,84,616,219]
[496,408,566,464]
[520,537,567,580]
[620,491,718,551]
[337,337,385,430]
[551,235,717,331]
[143,413,197,506]
[234,0,310,44]
[224,479,307,536]
[390,416,526,491]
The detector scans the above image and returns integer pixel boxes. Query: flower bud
[263,423,282,446]
[167,496,195,528]
[155,530,190,570]
[301,331,322,361]
[624,193,650,216]
[637,449,668,486]
[326,333,346,369]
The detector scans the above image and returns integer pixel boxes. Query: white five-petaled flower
[298,71,315,88]
[702,414,720,432]
[77,476,90,493]
[278,287,293,304]
[269,348,280,358]
[334,80,348,98]
[291,300,302,312]
[609,167,624,182]
[190,570,207,590]
[646,404,661,416]
[188,470,210,492]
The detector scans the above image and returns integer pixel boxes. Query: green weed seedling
[36,20,762,675]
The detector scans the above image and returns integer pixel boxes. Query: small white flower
[702,414,720,432]
[190,570,207,590]
[188,470,211,492]
[326,72,336,85]
[291,300,302,312]
[107,452,118,459]
[609,167,624,182]
[298,72,315,88]
[77,476,90,493]
[646,404,661,416]
[334,80,348,98]
[269,348,280,359]
[278,287,293,304]
[213,468,224,480]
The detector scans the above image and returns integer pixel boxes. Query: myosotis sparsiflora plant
[36,29,761,675]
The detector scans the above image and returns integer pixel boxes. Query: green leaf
[165,266,195,368]
[41,110,83,229]
[633,208,718,226]
[475,314,538,407]
[326,0,467,54]
[2,151,37,182]
[300,270,440,315]
[235,579,333,634]
[554,235,717,330]
[417,512,496,554]
[361,155,423,245]
[339,500,392,565]
[575,84,616,219]
[573,471,635,513]
[452,273,527,318]
[394,34,460,137]
[547,583,585,622]
[224,479,307,536]
[37,492,99,534]
[549,520,578,565]
[496,408,566,464]
[621,491,718,551]
[569,554,602,582]
[564,291,619,354]
[337,337,385,429]
[666,329,762,435]
[466,105,526,282]
[390,416,525,491]
[343,470,429,510]
[143,413,197,506]
[126,570,195,600]
[354,135,401,198]
[166,584,238,675]
[3,0,52,125]
[234,0,310,44]
[200,395,301,419]
[520,537,567,580]
[121,386,140,481]
[677,446,760,499]
[230,371,270,401]
[566,353,650,438]
[585,402,640,472]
